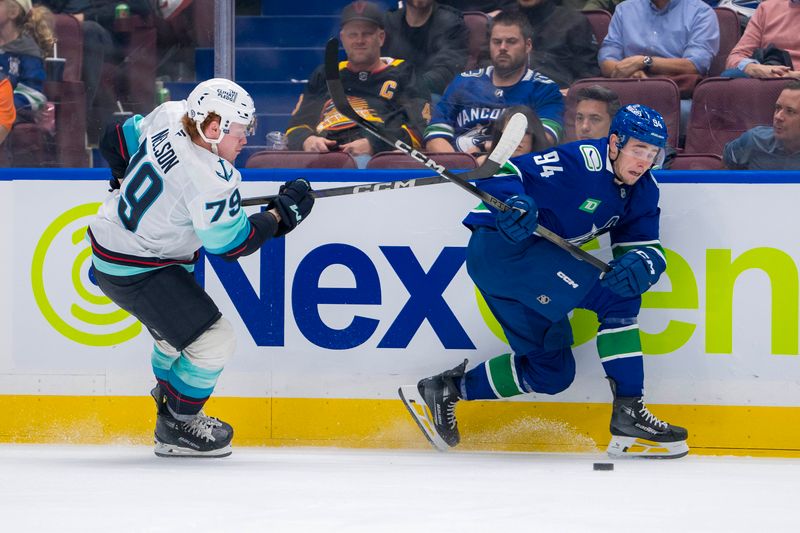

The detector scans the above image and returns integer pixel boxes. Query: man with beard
[424,10,564,154]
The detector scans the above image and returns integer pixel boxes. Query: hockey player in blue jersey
[400,103,689,459]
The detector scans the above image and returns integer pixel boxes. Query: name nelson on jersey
[150,128,179,174]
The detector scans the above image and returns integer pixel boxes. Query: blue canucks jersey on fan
[424,67,565,151]
[463,137,665,264]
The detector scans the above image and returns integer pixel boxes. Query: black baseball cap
[340,1,384,29]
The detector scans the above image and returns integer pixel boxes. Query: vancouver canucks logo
[215,158,233,181]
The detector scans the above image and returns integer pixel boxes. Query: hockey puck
[593,462,614,471]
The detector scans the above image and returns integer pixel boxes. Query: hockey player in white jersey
[88,79,315,458]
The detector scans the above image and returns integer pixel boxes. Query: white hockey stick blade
[485,111,527,168]
[398,386,452,452]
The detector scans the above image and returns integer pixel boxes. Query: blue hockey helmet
[610,104,668,150]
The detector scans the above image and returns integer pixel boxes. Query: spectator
[286,1,429,166]
[36,1,116,142]
[424,10,564,153]
[723,81,800,169]
[598,0,719,82]
[582,0,624,15]
[574,84,620,140]
[0,72,15,144]
[724,0,800,80]
[0,0,54,120]
[517,0,601,89]
[382,0,468,97]
[438,0,517,16]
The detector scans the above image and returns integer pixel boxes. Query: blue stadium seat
[236,16,338,47]
[261,0,392,16]
[165,81,303,115]
[196,47,325,82]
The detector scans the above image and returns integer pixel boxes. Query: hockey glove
[600,249,660,298]
[496,194,538,244]
[270,178,315,236]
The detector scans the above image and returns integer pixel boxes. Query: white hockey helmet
[187,78,256,147]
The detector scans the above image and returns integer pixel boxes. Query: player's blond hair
[181,112,222,144]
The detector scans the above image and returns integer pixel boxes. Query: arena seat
[582,10,612,46]
[709,7,742,77]
[565,77,681,147]
[366,152,477,170]
[245,150,358,169]
[684,77,792,156]
[668,153,725,170]
[463,11,490,70]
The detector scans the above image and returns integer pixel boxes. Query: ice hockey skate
[150,385,234,458]
[606,379,689,459]
[398,360,467,451]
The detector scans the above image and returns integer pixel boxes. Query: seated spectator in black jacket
[517,0,601,89]
[723,81,800,170]
[438,0,517,16]
[382,0,468,96]
[286,1,429,163]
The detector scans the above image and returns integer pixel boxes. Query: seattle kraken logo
[216,159,233,181]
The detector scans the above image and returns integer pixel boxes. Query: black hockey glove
[270,178,315,236]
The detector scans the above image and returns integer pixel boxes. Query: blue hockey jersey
[463,137,666,264]
[424,67,565,151]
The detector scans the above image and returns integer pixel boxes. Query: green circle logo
[31,203,142,346]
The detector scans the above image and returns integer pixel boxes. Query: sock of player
[460,353,529,400]
[597,323,644,397]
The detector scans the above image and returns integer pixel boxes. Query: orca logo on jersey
[216,88,238,103]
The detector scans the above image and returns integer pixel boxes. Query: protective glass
[225,119,256,139]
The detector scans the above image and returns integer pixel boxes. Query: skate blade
[398,385,452,452]
[154,440,232,458]
[607,436,689,459]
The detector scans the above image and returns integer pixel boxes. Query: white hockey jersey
[88,102,251,276]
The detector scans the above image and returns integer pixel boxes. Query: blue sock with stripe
[597,323,644,397]
[462,353,529,400]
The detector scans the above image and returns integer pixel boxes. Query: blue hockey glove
[600,249,660,297]
[270,178,315,236]
[496,194,538,244]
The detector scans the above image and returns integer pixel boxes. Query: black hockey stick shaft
[323,39,610,273]
[241,102,527,207]
[243,173,477,206]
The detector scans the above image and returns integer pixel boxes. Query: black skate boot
[150,384,234,458]
[398,360,467,451]
[607,378,689,459]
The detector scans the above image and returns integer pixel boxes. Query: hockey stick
[323,38,610,273]
[240,114,526,207]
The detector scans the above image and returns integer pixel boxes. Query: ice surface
[0,444,797,532]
